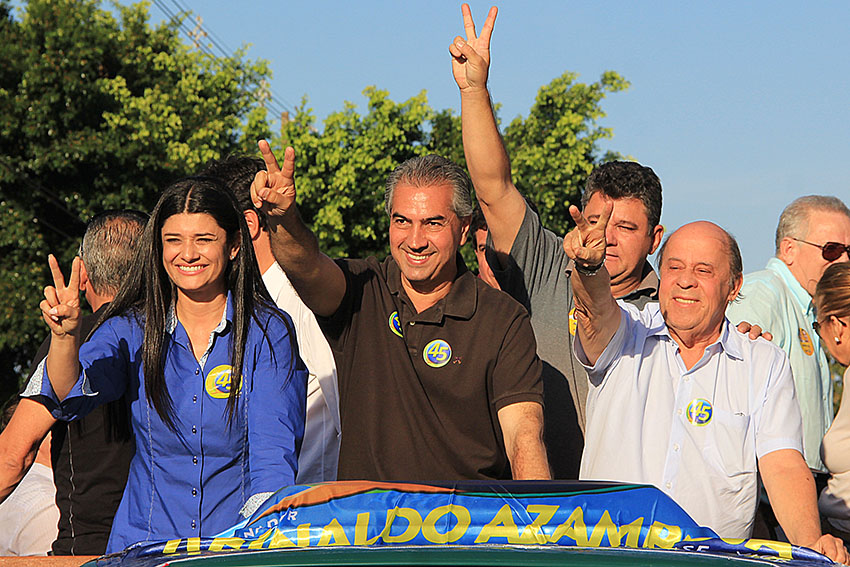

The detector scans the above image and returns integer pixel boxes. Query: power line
[151,0,297,121]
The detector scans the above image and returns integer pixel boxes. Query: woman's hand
[40,254,82,339]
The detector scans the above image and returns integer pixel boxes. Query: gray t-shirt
[489,202,658,479]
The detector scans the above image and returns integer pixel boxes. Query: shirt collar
[166,292,233,335]
[621,262,660,301]
[650,312,744,361]
[386,254,476,321]
[766,257,814,316]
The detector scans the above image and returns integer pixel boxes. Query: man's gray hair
[80,210,148,296]
[775,195,850,254]
[384,155,474,218]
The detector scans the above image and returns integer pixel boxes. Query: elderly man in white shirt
[562,200,846,563]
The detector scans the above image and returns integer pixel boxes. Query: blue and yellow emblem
[423,339,452,368]
[568,306,578,337]
[389,311,403,338]
[205,364,239,399]
[685,398,713,426]
[798,328,814,356]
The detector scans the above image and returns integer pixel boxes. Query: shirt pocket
[701,409,756,480]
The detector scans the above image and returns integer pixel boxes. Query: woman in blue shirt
[33,177,307,553]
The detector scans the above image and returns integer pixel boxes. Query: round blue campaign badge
[388,311,403,338]
[423,339,452,368]
[686,398,713,426]
[205,365,239,399]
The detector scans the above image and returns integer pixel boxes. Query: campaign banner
[93,481,833,566]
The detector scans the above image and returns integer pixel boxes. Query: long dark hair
[94,176,295,429]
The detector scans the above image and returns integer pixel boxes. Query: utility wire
[154,0,297,121]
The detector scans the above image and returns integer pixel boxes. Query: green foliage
[0,0,628,399]
[276,72,628,267]
[0,0,270,393]
[504,70,629,237]
[276,87,435,260]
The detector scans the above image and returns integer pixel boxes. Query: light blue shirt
[727,257,832,472]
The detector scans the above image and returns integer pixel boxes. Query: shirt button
[192,426,197,434]
[683,376,690,382]
[677,409,683,415]
[665,482,672,489]
[193,395,197,403]
[195,369,200,375]
[192,488,198,496]
[191,520,196,529]
[673,444,680,451]
[193,456,198,465]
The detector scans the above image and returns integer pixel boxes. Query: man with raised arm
[251,142,549,481]
[200,157,341,484]
[450,5,664,479]
[561,200,847,561]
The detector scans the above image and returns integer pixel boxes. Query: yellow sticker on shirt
[569,307,578,337]
[799,328,814,356]
[205,365,239,399]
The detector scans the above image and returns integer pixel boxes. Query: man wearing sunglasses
[728,195,850,475]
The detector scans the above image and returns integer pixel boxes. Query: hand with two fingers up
[562,201,613,275]
[448,4,497,94]
[40,254,82,340]
[250,140,298,220]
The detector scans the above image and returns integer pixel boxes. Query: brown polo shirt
[319,255,543,481]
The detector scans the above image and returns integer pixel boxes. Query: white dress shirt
[263,262,341,483]
[578,302,803,538]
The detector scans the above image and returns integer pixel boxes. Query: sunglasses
[814,316,848,336]
[792,238,850,262]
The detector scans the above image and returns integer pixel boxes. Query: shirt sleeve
[316,258,366,351]
[573,307,630,386]
[753,345,804,458]
[244,311,307,514]
[726,280,785,344]
[488,201,570,303]
[21,318,130,421]
[491,307,544,411]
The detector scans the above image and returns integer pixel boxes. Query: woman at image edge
[815,261,850,543]
[30,177,306,553]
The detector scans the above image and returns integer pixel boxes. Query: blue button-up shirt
[727,257,832,471]
[27,295,306,552]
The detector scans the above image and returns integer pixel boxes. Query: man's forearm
[0,399,54,503]
[498,402,551,480]
[461,87,525,254]
[266,207,345,318]
[572,268,621,364]
[760,449,822,546]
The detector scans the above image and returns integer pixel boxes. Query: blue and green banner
[90,481,834,566]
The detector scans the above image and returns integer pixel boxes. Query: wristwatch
[574,258,605,277]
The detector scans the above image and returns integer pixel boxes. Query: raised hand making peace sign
[40,254,82,338]
[562,200,614,274]
[251,140,297,219]
[449,4,497,93]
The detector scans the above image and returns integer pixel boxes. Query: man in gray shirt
[451,5,663,478]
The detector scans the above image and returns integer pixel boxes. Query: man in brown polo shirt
[251,142,549,481]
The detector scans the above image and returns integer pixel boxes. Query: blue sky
[125,1,850,269]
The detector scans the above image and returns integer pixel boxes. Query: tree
[505,70,629,237]
[275,87,434,260]
[0,0,271,396]
[276,71,628,260]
